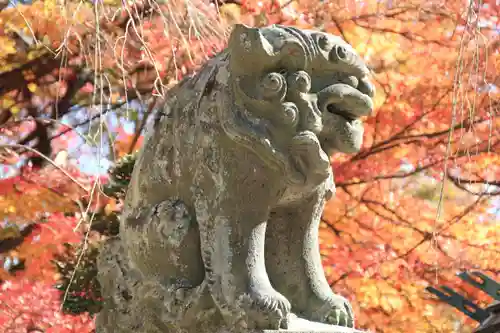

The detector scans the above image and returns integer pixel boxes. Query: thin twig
[0,144,89,192]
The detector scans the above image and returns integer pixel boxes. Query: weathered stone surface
[95,23,375,333]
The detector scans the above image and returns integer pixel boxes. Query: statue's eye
[329,45,352,63]
[335,46,347,60]
[317,35,332,51]
[316,35,353,64]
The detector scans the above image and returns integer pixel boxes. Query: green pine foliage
[53,153,137,314]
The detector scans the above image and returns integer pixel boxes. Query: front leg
[265,180,354,327]
[193,171,291,330]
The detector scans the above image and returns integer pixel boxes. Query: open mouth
[326,104,358,122]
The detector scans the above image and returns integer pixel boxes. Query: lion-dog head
[218,24,375,191]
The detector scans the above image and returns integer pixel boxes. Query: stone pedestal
[198,315,366,333]
[260,316,366,332]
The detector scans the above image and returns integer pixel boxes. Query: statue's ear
[228,24,277,75]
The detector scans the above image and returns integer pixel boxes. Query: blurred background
[0,0,498,332]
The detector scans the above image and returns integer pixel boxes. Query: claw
[305,293,354,327]
[242,287,291,330]
[344,302,355,327]
[338,308,347,326]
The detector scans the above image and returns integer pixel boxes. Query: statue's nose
[357,76,375,98]
[317,83,374,119]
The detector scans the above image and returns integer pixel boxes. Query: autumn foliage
[0,0,499,332]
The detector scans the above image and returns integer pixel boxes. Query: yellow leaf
[220,4,241,25]
[110,92,121,104]
[393,147,410,159]
[42,35,51,45]
[0,36,17,56]
[103,0,123,5]
[43,0,57,14]
[11,106,20,114]
[380,294,404,313]
[1,98,15,109]
[27,82,37,93]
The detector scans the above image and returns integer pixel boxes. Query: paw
[312,294,354,327]
[240,287,291,330]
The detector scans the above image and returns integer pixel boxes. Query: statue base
[96,239,367,333]
[260,315,365,332]
[216,315,366,333]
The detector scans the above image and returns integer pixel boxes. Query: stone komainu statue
[96,24,375,333]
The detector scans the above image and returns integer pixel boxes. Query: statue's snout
[316,82,374,121]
